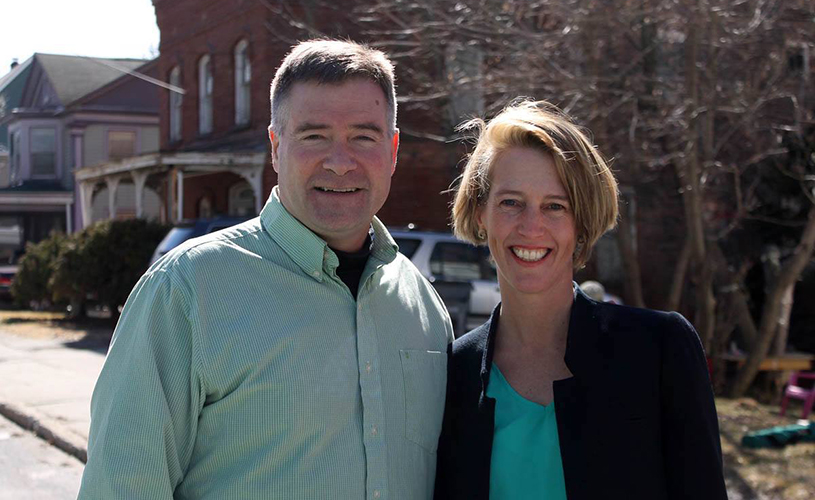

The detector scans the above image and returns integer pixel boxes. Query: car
[389,228,500,332]
[0,263,18,299]
[150,217,251,266]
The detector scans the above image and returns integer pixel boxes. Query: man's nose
[323,142,357,176]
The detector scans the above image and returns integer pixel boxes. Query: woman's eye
[548,203,565,211]
[499,199,518,207]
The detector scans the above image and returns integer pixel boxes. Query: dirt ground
[1,309,813,499]
[718,398,815,500]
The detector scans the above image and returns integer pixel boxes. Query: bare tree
[264,0,815,394]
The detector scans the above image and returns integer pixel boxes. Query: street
[0,414,84,499]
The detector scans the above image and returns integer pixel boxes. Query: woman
[434,100,727,499]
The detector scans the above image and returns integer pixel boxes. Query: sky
[2,0,159,75]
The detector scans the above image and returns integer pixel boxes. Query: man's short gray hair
[269,39,397,134]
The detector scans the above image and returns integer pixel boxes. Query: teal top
[79,187,454,500]
[487,363,568,500]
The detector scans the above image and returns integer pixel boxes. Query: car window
[430,242,482,281]
[394,237,422,259]
[430,242,497,281]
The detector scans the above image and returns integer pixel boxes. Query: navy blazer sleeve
[660,313,727,500]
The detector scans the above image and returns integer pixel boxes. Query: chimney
[10,58,18,70]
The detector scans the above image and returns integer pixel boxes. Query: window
[30,127,56,177]
[108,131,136,161]
[234,40,251,126]
[169,66,182,142]
[9,132,20,183]
[198,55,213,134]
[430,242,496,281]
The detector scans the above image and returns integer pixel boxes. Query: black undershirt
[332,234,372,299]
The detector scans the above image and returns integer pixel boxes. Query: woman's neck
[497,280,574,355]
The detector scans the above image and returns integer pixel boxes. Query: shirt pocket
[400,349,447,453]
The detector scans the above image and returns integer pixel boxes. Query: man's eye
[302,134,324,141]
[355,135,377,142]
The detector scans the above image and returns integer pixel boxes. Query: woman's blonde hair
[451,100,619,269]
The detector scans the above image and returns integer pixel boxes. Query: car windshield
[394,237,421,259]
[156,227,196,254]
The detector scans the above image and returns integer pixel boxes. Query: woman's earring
[478,228,487,240]
[574,235,586,258]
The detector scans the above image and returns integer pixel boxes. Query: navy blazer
[434,288,728,500]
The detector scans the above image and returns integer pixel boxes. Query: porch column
[238,166,264,215]
[79,181,94,229]
[131,170,149,218]
[65,203,73,233]
[177,169,184,221]
[106,177,120,220]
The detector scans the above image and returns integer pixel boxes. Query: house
[0,53,162,260]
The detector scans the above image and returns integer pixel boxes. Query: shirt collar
[260,186,398,281]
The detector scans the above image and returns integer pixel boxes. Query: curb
[0,401,87,464]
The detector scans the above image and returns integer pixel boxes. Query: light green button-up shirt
[79,188,454,500]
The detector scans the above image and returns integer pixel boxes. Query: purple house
[0,53,160,261]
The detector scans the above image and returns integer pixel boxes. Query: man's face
[269,79,399,252]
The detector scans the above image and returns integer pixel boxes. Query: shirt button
[371,425,378,436]
[365,362,372,373]
[373,490,381,499]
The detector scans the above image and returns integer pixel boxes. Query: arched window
[228,181,256,216]
[234,39,251,126]
[169,66,182,142]
[198,55,213,135]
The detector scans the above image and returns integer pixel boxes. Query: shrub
[50,219,169,317]
[11,232,68,309]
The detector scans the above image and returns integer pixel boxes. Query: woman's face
[477,146,577,298]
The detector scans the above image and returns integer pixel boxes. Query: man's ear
[268,127,280,173]
[390,129,400,175]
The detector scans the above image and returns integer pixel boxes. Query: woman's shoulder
[452,321,490,358]
[586,295,691,331]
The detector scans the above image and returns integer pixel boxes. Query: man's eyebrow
[352,123,385,134]
[292,122,385,134]
[293,122,329,134]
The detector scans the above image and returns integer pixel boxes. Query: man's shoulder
[150,217,267,274]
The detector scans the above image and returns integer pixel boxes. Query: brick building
[80,0,464,231]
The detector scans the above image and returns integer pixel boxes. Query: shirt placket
[356,270,388,500]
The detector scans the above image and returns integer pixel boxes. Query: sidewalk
[0,326,107,463]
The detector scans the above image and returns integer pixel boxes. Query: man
[79,39,453,499]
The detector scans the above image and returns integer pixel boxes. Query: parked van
[389,229,500,328]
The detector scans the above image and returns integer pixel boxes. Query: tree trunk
[617,193,645,308]
[731,204,815,397]
[667,239,692,311]
[681,8,717,350]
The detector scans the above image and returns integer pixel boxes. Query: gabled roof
[34,53,149,107]
[0,56,34,93]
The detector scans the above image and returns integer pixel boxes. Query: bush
[11,232,68,309]
[50,219,169,317]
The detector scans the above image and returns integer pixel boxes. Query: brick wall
[152,0,462,231]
